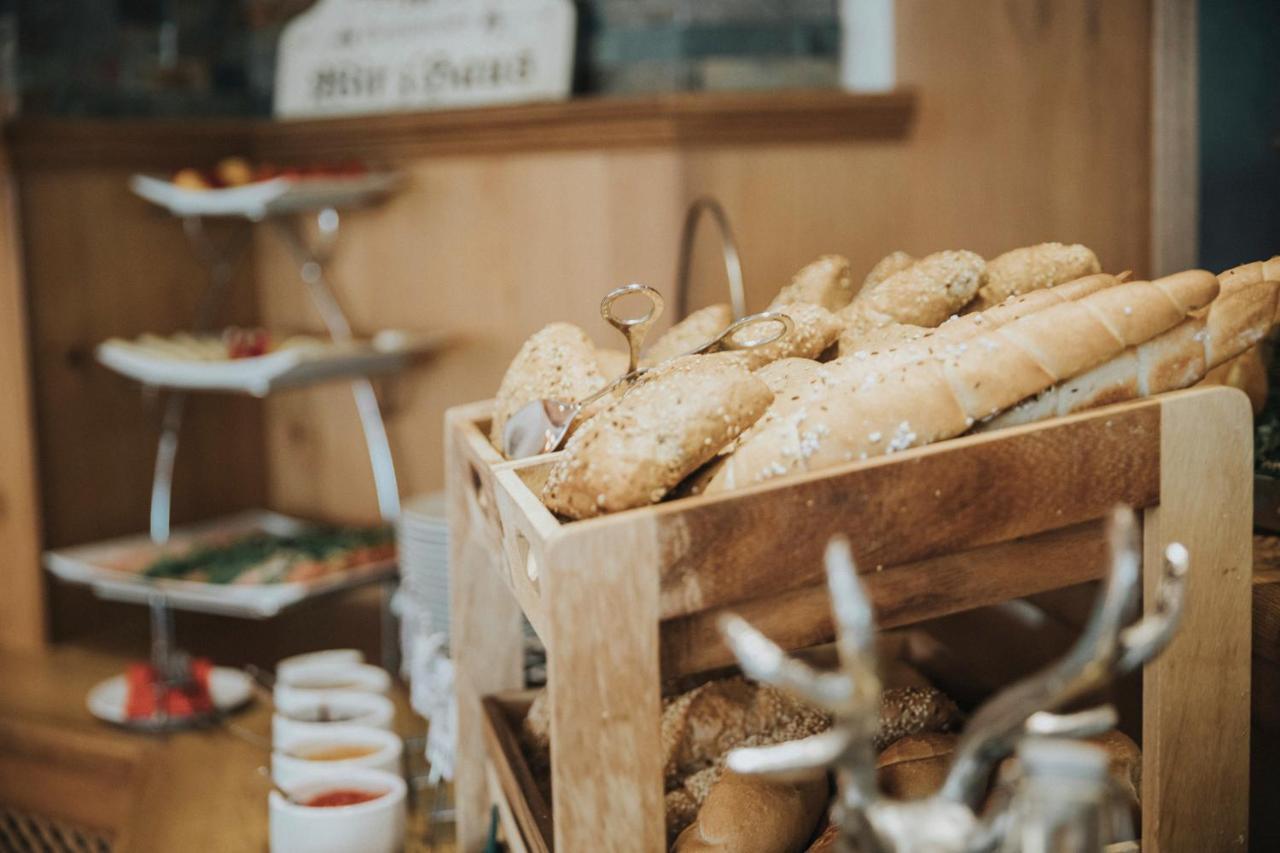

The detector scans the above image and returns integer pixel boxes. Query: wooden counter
[0,640,449,852]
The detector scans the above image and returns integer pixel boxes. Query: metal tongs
[501,283,793,459]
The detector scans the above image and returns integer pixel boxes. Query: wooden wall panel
[254,151,685,520]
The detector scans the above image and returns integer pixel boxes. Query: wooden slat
[1150,0,1199,276]
[481,695,553,853]
[643,398,1160,618]
[449,413,527,852]
[1142,387,1251,851]
[659,520,1108,677]
[488,764,532,853]
[6,90,915,169]
[543,518,665,853]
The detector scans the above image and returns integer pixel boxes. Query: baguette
[770,255,856,312]
[706,271,1219,492]
[489,322,606,452]
[861,250,917,292]
[971,242,1101,310]
[841,249,987,331]
[674,772,829,853]
[542,354,772,519]
[644,303,734,365]
[981,258,1280,430]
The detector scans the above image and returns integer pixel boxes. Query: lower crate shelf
[481,692,552,853]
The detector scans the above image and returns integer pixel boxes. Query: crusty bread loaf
[861,250,916,292]
[875,732,957,800]
[770,255,856,313]
[837,321,929,357]
[716,358,826,459]
[972,242,1101,310]
[674,771,829,853]
[661,676,831,787]
[875,686,962,750]
[706,271,1218,493]
[542,354,772,518]
[725,303,843,371]
[645,304,735,365]
[490,322,606,453]
[982,259,1280,430]
[842,249,987,331]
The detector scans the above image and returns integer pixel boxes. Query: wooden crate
[447,386,1254,853]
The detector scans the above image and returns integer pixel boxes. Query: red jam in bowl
[304,788,384,808]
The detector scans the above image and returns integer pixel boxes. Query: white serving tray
[96,331,444,396]
[129,171,403,219]
[44,510,397,619]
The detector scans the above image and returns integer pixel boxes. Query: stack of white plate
[398,493,450,649]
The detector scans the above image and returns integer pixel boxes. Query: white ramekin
[269,767,406,853]
[273,662,392,706]
[272,725,403,789]
[276,649,365,681]
[272,691,395,742]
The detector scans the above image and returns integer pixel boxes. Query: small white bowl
[273,692,395,743]
[270,767,406,853]
[272,726,403,788]
[274,662,392,706]
[277,649,364,682]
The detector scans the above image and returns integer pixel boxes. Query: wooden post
[543,519,666,853]
[0,142,45,651]
[448,410,526,851]
[1143,387,1252,850]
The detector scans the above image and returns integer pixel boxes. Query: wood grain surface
[1142,387,1252,851]
[482,694,552,853]
[449,407,527,852]
[0,143,45,651]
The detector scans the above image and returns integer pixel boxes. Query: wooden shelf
[449,387,1254,852]
[6,89,917,169]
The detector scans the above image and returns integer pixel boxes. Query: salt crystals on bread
[769,254,857,313]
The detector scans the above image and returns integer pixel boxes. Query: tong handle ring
[702,310,794,354]
[601,283,665,373]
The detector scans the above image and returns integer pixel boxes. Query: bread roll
[770,255,856,313]
[662,676,831,787]
[862,250,917,292]
[716,358,826,459]
[542,354,772,519]
[490,322,606,452]
[842,249,987,331]
[972,242,1101,310]
[674,771,829,853]
[706,271,1218,493]
[645,304,735,365]
[982,259,1279,430]
[876,732,957,800]
[725,303,843,371]
[876,686,962,750]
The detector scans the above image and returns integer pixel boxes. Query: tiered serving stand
[447,385,1253,852]
[43,174,432,730]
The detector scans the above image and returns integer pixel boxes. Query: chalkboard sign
[274,0,575,118]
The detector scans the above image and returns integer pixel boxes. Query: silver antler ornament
[717,506,1189,852]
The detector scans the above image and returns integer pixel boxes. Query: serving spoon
[501,283,793,459]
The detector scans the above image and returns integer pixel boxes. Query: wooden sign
[275,0,575,119]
